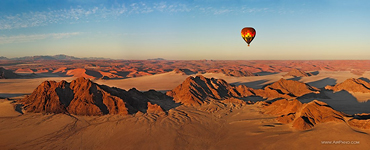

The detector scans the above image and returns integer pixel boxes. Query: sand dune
[66,68,102,79]
[1,70,369,97]
[0,67,21,79]
[4,59,370,81]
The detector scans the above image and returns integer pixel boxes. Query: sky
[0,0,369,60]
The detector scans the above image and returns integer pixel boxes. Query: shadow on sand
[14,103,24,114]
[310,71,320,76]
[307,77,337,88]
[0,93,28,98]
[255,72,279,76]
[286,76,302,81]
[231,79,269,89]
[240,96,265,103]
[298,90,370,115]
[359,77,370,82]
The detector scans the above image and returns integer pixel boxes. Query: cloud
[0,32,81,44]
[0,2,267,30]
[213,9,232,15]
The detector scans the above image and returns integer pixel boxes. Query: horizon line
[2,54,370,61]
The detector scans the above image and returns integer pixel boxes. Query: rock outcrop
[263,99,302,117]
[253,88,293,100]
[325,78,370,93]
[263,99,345,130]
[146,102,165,114]
[22,80,73,114]
[283,68,311,77]
[265,78,319,97]
[166,75,254,106]
[254,78,320,99]
[22,77,168,116]
[167,76,322,106]
[66,78,128,115]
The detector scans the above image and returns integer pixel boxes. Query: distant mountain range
[0,54,109,60]
[0,56,8,60]
[147,58,166,60]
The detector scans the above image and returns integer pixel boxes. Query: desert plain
[1,56,370,150]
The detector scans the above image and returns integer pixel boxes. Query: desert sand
[0,102,369,150]
[0,70,363,95]
[1,60,370,149]
[0,99,22,117]
[2,70,370,114]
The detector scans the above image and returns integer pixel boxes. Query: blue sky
[0,0,369,60]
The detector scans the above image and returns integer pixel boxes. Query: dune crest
[15,68,34,73]
[66,68,99,79]
[283,68,312,77]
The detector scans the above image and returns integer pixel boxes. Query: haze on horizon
[0,0,369,60]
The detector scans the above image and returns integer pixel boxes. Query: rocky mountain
[325,78,370,93]
[283,68,312,77]
[253,87,293,100]
[260,78,320,97]
[166,75,254,106]
[262,99,302,116]
[8,54,109,61]
[21,75,328,117]
[0,67,21,79]
[0,56,8,60]
[22,77,168,116]
[13,54,79,61]
[146,102,165,114]
[147,58,165,60]
[166,76,323,106]
[17,75,370,132]
[263,99,345,130]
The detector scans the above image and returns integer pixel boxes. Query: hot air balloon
[241,27,256,46]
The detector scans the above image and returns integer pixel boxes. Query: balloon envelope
[241,27,256,46]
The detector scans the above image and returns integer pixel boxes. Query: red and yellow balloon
[241,27,256,46]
